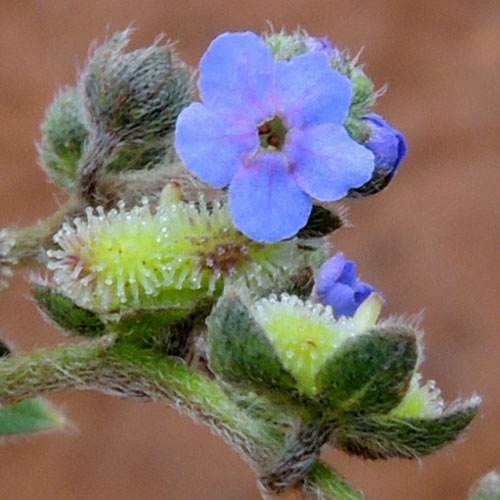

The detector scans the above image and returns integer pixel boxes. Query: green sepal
[207,293,297,395]
[33,282,106,338]
[281,266,315,300]
[264,32,308,61]
[315,325,418,417]
[469,470,500,500]
[0,338,10,357]
[0,398,66,436]
[350,69,376,117]
[40,87,88,191]
[106,143,170,173]
[333,396,481,459]
[345,115,371,144]
[297,205,343,239]
[111,302,210,357]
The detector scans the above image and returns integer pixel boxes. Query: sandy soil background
[0,1,499,499]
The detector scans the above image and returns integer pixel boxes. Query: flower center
[258,116,287,150]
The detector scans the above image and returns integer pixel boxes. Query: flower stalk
[7,197,82,268]
[0,338,288,467]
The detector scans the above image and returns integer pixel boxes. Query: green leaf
[315,324,418,417]
[33,282,106,338]
[0,398,65,436]
[207,293,296,395]
[333,396,480,459]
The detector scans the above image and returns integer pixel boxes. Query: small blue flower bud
[315,252,378,318]
[349,113,407,197]
[365,114,407,173]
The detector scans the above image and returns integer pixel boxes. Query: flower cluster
[0,28,482,500]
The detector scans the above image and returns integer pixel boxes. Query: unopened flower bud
[39,87,88,191]
[82,29,194,144]
[349,113,407,197]
[315,252,380,318]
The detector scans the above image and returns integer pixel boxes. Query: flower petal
[285,124,374,201]
[316,252,377,318]
[363,113,407,173]
[322,282,358,317]
[199,32,275,123]
[274,52,352,128]
[175,102,259,188]
[229,152,311,242]
[315,252,346,291]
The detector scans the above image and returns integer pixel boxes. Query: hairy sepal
[333,395,481,459]
[314,324,418,418]
[207,293,297,398]
[33,281,106,338]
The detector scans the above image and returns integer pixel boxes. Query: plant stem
[302,461,366,500]
[10,196,82,268]
[0,338,282,468]
[0,338,364,499]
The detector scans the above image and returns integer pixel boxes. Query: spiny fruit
[47,198,304,312]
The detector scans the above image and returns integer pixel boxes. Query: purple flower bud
[365,114,407,173]
[315,252,378,317]
[349,113,407,197]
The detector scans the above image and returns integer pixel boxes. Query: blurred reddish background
[0,1,499,499]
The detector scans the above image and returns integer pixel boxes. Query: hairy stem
[302,462,366,500]
[0,338,282,468]
[10,196,82,268]
[0,338,360,499]
[78,132,120,206]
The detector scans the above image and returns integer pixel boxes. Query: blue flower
[349,113,407,197]
[175,32,374,242]
[315,252,377,317]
